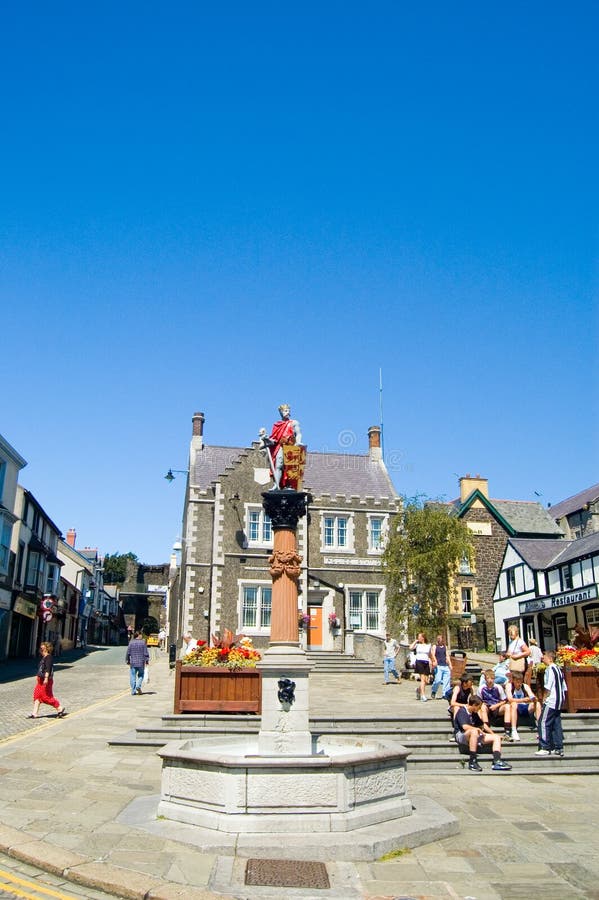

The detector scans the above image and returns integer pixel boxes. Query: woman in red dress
[29,642,67,718]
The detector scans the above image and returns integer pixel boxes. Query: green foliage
[382,496,474,636]
[142,616,159,636]
[103,552,139,584]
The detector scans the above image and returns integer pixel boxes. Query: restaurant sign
[520,583,598,614]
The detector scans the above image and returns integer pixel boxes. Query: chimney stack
[192,412,205,437]
[459,474,489,503]
[66,528,76,548]
[368,425,382,461]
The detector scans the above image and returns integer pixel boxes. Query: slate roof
[492,500,563,537]
[191,445,399,501]
[453,490,563,537]
[510,530,599,572]
[551,530,599,567]
[548,483,599,521]
[509,538,570,570]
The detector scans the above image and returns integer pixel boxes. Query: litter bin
[450,649,467,684]
[169,643,177,668]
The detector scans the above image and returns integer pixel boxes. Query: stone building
[548,483,599,541]
[174,413,400,655]
[448,475,563,648]
[118,558,168,637]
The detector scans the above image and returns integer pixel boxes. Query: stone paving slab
[1,647,598,899]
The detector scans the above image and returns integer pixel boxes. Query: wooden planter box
[174,662,262,714]
[563,666,599,713]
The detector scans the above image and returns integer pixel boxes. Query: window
[241,585,272,630]
[458,554,472,575]
[45,564,59,596]
[322,514,352,551]
[25,551,45,590]
[562,565,572,591]
[246,507,272,546]
[585,606,599,627]
[507,568,517,596]
[368,516,385,552]
[0,514,12,575]
[461,588,472,614]
[348,590,380,631]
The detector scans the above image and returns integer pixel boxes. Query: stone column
[257,490,312,756]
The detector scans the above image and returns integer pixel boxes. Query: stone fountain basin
[157,734,412,834]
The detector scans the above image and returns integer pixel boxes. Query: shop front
[519,585,598,650]
[8,595,39,657]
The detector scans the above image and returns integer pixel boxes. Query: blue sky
[2,2,597,562]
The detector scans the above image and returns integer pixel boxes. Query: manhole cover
[245,858,330,889]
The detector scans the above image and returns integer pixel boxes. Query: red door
[307,607,323,648]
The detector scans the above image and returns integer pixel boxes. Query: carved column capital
[269,549,302,581]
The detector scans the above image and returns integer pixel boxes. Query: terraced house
[172,413,400,656]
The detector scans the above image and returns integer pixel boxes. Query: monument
[155,405,458,859]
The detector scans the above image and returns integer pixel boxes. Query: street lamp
[164,469,189,483]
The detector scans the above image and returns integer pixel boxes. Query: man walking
[126,631,149,696]
[535,649,567,757]
[383,632,401,685]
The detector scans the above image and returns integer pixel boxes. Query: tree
[142,616,159,636]
[103,552,139,584]
[382,497,474,637]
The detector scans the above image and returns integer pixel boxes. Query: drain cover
[245,858,330,889]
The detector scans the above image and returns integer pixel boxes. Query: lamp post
[164,469,189,483]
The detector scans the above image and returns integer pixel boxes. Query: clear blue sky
[2,2,597,562]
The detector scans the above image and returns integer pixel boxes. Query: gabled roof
[509,530,599,573]
[550,530,599,567]
[509,538,570,570]
[191,445,399,501]
[548,483,599,521]
[454,489,563,538]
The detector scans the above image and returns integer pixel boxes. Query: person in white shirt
[382,632,401,685]
[179,632,198,659]
[410,632,436,702]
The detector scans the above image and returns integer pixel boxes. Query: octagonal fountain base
[154,734,459,860]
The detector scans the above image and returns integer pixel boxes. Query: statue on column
[259,403,306,490]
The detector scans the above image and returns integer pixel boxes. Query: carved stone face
[278,404,291,418]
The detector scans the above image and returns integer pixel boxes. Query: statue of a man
[259,403,305,490]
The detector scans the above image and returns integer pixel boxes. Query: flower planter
[174,661,262,714]
[563,666,599,713]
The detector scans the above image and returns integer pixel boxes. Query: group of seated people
[448,652,541,773]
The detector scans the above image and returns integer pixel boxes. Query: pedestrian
[158,627,167,650]
[180,632,198,659]
[535,649,567,758]
[454,694,512,773]
[409,632,436,702]
[382,632,401,684]
[28,642,67,719]
[430,634,453,700]
[126,631,149,695]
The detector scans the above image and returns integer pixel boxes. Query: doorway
[307,607,323,649]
